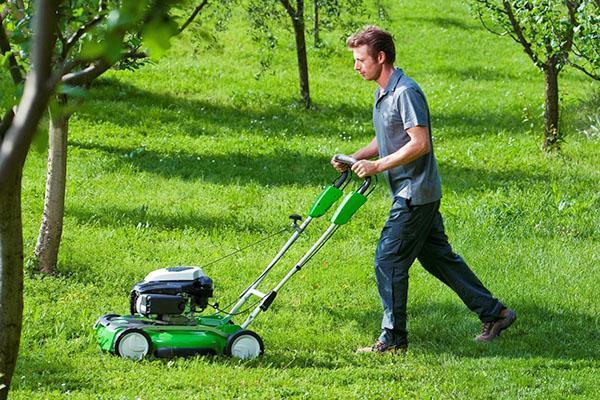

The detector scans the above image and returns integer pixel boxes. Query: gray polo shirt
[373,68,441,205]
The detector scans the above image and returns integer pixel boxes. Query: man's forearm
[352,137,378,160]
[374,126,430,173]
[375,141,426,172]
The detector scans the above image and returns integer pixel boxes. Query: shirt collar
[376,67,404,100]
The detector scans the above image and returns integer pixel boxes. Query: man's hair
[346,25,395,65]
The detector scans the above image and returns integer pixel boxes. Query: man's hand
[330,155,349,172]
[352,160,380,178]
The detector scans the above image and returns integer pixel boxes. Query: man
[332,26,516,353]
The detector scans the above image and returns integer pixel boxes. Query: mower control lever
[289,214,303,232]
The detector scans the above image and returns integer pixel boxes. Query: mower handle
[333,154,358,167]
[333,154,373,194]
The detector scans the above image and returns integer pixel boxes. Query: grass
[3,0,599,398]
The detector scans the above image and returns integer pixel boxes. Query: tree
[246,0,368,109]
[0,2,59,397]
[312,0,371,47]
[2,0,210,274]
[279,0,311,108]
[0,1,182,397]
[470,0,600,150]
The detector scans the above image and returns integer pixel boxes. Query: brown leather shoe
[475,308,517,342]
[356,340,408,354]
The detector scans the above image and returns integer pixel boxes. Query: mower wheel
[224,330,264,360]
[115,328,152,360]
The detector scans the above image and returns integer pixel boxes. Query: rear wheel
[115,329,152,360]
[224,330,264,360]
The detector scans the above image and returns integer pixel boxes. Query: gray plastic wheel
[224,330,264,360]
[115,329,151,360]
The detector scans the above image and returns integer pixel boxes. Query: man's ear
[377,51,386,64]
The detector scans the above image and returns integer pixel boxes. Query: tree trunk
[292,1,311,108]
[34,99,69,274]
[313,0,319,46]
[0,169,24,400]
[543,64,560,150]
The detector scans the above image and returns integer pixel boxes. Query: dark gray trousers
[374,197,504,346]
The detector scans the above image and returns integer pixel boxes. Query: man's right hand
[331,155,349,172]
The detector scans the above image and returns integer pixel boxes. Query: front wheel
[115,329,152,360]
[224,330,264,360]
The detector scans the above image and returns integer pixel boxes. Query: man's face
[352,45,383,81]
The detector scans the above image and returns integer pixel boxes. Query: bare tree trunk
[543,64,560,150]
[313,0,319,46]
[292,1,310,108]
[0,2,60,397]
[34,98,69,274]
[0,169,24,400]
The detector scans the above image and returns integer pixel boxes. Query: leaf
[142,18,178,60]
[79,38,106,60]
[0,52,10,68]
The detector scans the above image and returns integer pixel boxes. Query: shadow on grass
[71,138,558,193]
[79,78,372,139]
[80,77,534,144]
[12,354,85,393]
[70,139,336,187]
[68,203,277,233]
[419,16,482,31]
[322,301,599,362]
[432,65,526,82]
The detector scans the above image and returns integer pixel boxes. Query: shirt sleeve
[397,88,429,129]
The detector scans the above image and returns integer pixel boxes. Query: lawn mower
[93,155,375,360]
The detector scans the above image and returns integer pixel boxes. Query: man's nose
[354,61,360,71]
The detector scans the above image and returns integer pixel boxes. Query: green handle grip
[331,191,367,225]
[308,186,344,218]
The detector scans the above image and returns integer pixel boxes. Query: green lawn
[5,0,600,398]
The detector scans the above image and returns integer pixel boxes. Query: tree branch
[0,11,23,83]
[502,0,543,68]
[61,58,111,86]
[178,0,209,34]
[476,11,508,37]
[475,0,506,15]
[61,0,108,59]
[556,0,580,73]
[566,59,600,80]
[0,0,60,186]
[279,0,297,19]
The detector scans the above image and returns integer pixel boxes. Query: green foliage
[470,0,600,76]
[244,0,370,77]
[1,0,181,85]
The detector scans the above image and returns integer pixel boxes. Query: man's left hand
[351,160,379,178]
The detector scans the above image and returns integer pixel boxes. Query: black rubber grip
[333,154,357,166]
[259,291,278,311]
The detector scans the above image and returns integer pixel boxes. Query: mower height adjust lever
[289,214,303,232]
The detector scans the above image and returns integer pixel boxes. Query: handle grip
[333,154,358,167]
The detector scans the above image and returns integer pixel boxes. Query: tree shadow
[12,354,84,393]
[67,203,274,233]
[432,65,526,82]
[418,16,482,31]
[70,139,336,187]
[70,138,561,194]
[79,78,373,140]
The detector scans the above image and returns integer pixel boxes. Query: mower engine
[130,266,213,319]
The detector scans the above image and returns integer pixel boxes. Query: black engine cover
[130,275,213,315]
